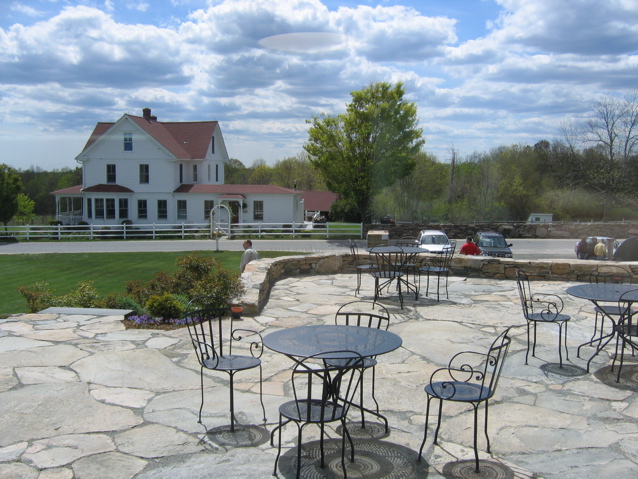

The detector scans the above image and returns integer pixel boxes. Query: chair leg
[418,395,433,462]
[484,400,491,453]
[258,365,266,424]
[433,398,443,445]
[198,367,205,424]
[472,404,480,473]
[525,322,531,365]
[229,372,236,432]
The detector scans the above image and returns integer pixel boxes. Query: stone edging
[238,253,638,316]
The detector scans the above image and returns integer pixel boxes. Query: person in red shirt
[460,236,481,255]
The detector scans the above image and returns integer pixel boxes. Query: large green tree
[304,82,424,222]
[0,164,23,231]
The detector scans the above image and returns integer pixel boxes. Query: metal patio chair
[184,297,266,432]
[272,351,365,478]
[417,242,455,301]
[333,301,391,431]
[516,269,570,367]
[418,328,512,473]
[368,246,406,308]
[349,239,374,295]
[611,288,638,382]
[585,264,633,347]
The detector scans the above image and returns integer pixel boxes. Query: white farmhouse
[52,109,304,226]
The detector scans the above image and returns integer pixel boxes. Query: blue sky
[1,0,637,171]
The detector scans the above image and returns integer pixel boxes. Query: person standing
[586,237,597,259]
[240,239,259,272]
[594,238,607,260]
[576,237,588,259]
[460,236,481,255]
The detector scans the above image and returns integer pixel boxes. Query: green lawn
[1,250,300,316]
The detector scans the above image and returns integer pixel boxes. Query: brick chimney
[142,108,157,121]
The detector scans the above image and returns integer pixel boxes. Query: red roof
[82,184,134,193]
[81,115,218,160]
[51,185,83,195]
[300,191,338,211]
[174,184,299,195]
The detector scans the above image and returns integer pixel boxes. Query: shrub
[17,282,56,313]
[100,293,145,315]
[146,293,185,322]
[56,281,101,308]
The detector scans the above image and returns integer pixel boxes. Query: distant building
[300,190,339,220]
[527,213,553,224]
[52,109,304,225]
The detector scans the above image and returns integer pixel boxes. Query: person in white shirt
[240,239,259,272]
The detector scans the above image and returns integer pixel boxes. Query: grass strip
[1,250,300,316]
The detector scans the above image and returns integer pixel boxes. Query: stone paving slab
[0,274,637,478]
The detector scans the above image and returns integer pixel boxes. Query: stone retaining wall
[239,253,638,315]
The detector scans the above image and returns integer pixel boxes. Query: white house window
[119,199,128,219]
[215,164,219,182]
[207,164,211,182]
[95,199,105,219]
[87,198,92,219]
[179,164,183,183]
[106,164,116,184]
[211,136,215,154]
[138,200,147,219]
[106,198,116,219]
[204,200,214,218]
[192,164,198,182]
[253,200,264,220]
[157,200,167,219]
[177,200,187,219]
[139,164,149,184]
[124,132,133,151]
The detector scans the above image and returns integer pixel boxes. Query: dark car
[473,231,513,258]
[379,215,395,224]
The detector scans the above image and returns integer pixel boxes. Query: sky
[1,0,637,171]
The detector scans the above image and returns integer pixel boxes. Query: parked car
[379,215,395,224]
[416,230,453,252]
[574,236,619,259]
[473,231,513,258]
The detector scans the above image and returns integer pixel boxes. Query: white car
[416,230,453,253]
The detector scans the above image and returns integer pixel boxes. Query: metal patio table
[365,245,430,300]
[567,283,638,372]
[264,324,402,431]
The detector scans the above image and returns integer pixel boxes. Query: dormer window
[211,136,215,154]
[124,132,133,151]
[192,164,198,182]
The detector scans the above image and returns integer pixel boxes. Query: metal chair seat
[526,312,570,323]
[279,399,346,424]
[203,354,261,372]
[426,382,493,402]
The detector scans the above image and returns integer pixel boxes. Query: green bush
[100,293,145,315]
[17,282,55,313]
[146,293,185,321]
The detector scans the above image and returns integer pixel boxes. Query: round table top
[263,324,402,359]
[566,283,638,302]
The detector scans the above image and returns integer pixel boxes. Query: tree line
[2,84,637,227]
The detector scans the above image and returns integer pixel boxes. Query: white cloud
[0,0,636,169]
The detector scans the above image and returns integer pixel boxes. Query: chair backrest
[515,269,533,319]
[590,265,633,285]
[482,328,512,397]
[368,246,405,275]
[617,288,638,335]
[184,297,229,367]
[349,239,362,265]
[291,351,364,423]
[430,245,455,269]
[335,301,390,330]
[446,327,511,401]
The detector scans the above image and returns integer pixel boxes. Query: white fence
[2,222,363,241]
